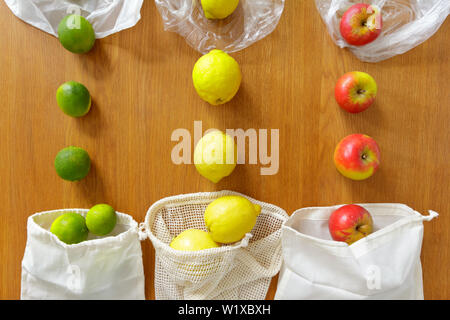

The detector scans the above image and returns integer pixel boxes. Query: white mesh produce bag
[154,0,285,53]
[21,209,145,300]
[315,0,450,62]
[142,190,289,300]
[4,0,144,38]
[274,203,438,300]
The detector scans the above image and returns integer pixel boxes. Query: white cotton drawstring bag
[274,203,438,300]
[21,209,145,300]
[315,0,450,62]
[140,190,289,300]
[4,0,144,38]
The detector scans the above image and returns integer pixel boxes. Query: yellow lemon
[194,130,237,183]
[192,49,241,105]
[170,229,220,251]
[204,195,261,244]
[201,0,240,20]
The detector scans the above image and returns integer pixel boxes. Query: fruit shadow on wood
[71,161,106,206]
[77,41,112,80]
[73,97,103,137]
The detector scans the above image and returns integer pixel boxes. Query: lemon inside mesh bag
[144,191,289,299]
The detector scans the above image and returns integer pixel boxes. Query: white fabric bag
[274,203,438,300]
[142,190,289,300]
[4,0,144,38]
[21,209,145,300]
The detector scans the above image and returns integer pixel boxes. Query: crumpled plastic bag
[315,0,450,62]
[4,0,144,38]
[154,0,285,54]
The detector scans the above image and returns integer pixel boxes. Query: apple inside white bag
[328,204,374,245]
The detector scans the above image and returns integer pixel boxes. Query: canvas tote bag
[274,203,438,300]
[21,209,145,299]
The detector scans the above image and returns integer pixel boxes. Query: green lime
[85,204,117,236]
[54,146,91,181]
[56,81,91,117]
[50,212,89,244]
[57,14,96,54]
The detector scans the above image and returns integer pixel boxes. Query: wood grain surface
[0,1,449,300]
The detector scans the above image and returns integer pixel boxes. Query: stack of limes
[48,15,118,247]
[50,204,117,245]
[53,14,96,182]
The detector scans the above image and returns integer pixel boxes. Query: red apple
[329,204,374,245]
[340,3,382,46]
[334,134,380,180]
[335,71,377,113]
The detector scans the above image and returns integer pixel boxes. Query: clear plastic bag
[154,0,285,54]
[315,0,450,62]
[4,0,144,38]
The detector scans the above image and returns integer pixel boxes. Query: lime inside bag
[154,0,285,53]
[4,0,144,38]
[315,0,450,62]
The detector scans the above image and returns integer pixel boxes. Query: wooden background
[0,1,449,300]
